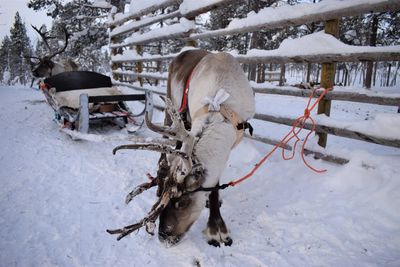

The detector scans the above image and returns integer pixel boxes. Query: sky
[0,0,53,43]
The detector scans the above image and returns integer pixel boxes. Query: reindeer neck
[191,113,236,188]
[51,62,66,76]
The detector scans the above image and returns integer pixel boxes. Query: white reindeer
[108,49,255,247]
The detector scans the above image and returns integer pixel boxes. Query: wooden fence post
[185,14,198,47]
[134,18,144,87]
[136,44,144,86]
[386,63,392,87]
[279,63,286,86]
[110,11,122,82]
[317,19,339,148]
[365,15,378,89]
[186,38,197,47]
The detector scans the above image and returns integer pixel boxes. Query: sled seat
[44,71,113,92]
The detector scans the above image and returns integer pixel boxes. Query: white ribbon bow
[201,89,230,111]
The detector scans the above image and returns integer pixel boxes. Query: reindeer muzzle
[158,231,183,246]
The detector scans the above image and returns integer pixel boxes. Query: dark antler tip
[106,229,118,234]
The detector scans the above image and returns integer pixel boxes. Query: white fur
[51,60,78,76]
[201,89,230,111]
[185,52,255,188]
[170,77,184,109]
[190,113,237,187]
[188,53,255,122]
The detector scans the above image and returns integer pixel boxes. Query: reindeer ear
[183,164,205,191]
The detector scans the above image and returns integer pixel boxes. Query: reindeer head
[29,25,71,78]
[157,161,206,245]
[108,98,208,245]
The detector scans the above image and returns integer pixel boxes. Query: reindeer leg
[204,187,232,247]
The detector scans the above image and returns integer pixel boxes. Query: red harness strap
[179,68,196,113]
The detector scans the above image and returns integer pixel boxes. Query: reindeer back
[188,52,255,121]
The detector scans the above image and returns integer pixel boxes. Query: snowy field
[0,85,399,267]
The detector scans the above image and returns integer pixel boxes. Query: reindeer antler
[31,25,71,59]
[107,189,173,240]
[31,25,55,53]
[108,98,201,240]
[113,143,190,160]
[49,26,71,59]
[145,99,196,182]
[124,173,158,204]
[115,99,196,182]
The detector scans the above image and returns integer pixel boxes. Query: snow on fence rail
[186,0,400,40]
[110,11,181,38]
[111,39,400,64]
[110,18,195,48]
[233,32,400,64]
[109,0,182,27]
[108,0,400,164]
[112,70,168,81]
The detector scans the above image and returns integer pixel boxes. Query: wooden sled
[40,71,153,134]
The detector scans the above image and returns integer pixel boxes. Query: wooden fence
[108,0,400,164]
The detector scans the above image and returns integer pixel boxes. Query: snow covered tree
[8,12,33,85]
[28,0,111,72]
[204,0,304,82]
[27,0,63,18]
[0,36,12,85]
[339,11,400,87]
[110,0,125,13]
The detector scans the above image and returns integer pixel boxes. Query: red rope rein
[228,87,332,187]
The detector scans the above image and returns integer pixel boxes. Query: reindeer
[29,25,78,78]
[107,50,255,247]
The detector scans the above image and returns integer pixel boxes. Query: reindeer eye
[174,197,190,209]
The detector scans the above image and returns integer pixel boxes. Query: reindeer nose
[158,231,182,246]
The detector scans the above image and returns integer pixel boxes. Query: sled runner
[40,71,153,134]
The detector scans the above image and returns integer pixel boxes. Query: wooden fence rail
[254,113,400,148]
[253,87,400,106]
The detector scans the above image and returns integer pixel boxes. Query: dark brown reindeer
[108,49,255,247]
[29,25,78,78]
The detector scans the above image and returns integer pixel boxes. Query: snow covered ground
[1,85,399,267]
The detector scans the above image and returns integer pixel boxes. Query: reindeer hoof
[208,239,221,247]
[223,237,233,246]
[207,236,233,247]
